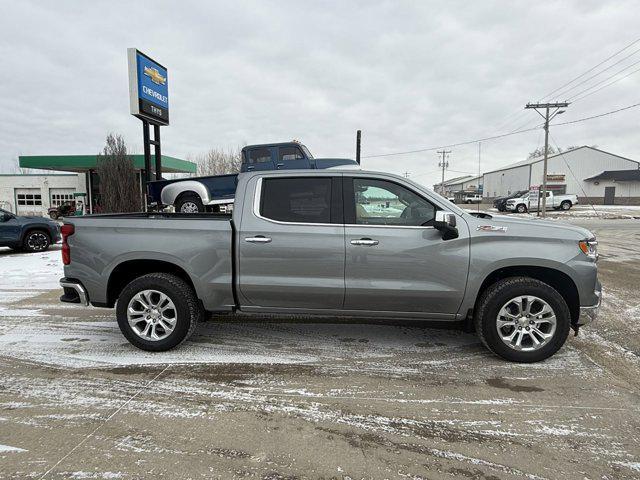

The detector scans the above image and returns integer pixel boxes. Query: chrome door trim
[252,177,435,230]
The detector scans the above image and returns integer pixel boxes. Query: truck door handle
[245,236,272,243]
[350,238,379,246]
[276,163,284,168]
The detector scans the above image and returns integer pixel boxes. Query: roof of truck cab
[241,142,305,150]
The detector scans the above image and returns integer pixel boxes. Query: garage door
[15,188,43,216]
[50,188,76,207]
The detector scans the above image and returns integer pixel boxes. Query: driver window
[353,178,437,226]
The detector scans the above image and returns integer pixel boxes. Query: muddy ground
[0,218,639,479]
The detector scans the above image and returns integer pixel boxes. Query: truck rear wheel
[175,194,205,213]
[116,273,202,351]
[474,277,571,362]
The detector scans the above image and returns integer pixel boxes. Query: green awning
[19,154,196,174]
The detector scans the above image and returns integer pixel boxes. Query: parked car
[506,191,578,213]
[0,208,61,252]
[493,190,528,212]
[59,169,601,363]
[48,201,75,219]
[463,194,483,204]
[148,142,358,213]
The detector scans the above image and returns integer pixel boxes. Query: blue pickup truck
[148,142,357,212]
[0,208,61,252]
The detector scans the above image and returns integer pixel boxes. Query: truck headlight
[579,238,598,260]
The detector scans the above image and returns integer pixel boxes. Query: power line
[547,46,640,100]
[552,101,640,126]
[570,65,640,102]
[363,101,640,160]
[539,36,640,101]
[362,125,542,159]
[495,37,640,134]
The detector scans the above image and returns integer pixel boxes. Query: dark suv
[0,208,61,252]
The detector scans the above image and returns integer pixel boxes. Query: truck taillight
[61,224,74,265]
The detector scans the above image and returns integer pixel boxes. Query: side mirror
[433,211,458,240]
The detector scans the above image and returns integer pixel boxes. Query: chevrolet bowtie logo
[143,66,166,86]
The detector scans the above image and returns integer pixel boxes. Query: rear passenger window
[248,148,272,164]
[260,178,331,223]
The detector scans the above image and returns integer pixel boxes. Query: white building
[482,146,640,204]
[433,175,483,201]
[0,173,81,216]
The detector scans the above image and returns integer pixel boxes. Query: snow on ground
[0,444,27,453]
[0,246,63,291]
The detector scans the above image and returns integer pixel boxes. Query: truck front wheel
[474,277,571,362]
[116,273,202,351]
[561,200,572,210]
[516,204,527,213]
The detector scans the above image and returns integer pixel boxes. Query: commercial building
[433,175,483,202]
[482,146,640,204]
[0,154,196,216]
[0,174,79,216]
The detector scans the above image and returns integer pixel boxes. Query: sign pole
[154,124,162,181]
[142,120,152,210]
[128,48,169,211]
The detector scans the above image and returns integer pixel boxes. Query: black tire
[474,277,571,363]
[116,273,202,352]
[516,204,527,213]
[22,230,50,252]
[175,194,205,213]
[561,201,572,211]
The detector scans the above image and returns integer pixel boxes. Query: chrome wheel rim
[180,202,199,213]
[27,232,48,251]
[127,290,177,341]
[496,295,557,351]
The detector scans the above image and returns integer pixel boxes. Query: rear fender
[160,181,210,206]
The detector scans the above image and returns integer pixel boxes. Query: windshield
[301,145,314,159]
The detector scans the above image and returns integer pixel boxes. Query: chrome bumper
[60,278,89,306]
[578,289,602,326]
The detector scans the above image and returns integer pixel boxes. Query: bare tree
[195,147,242,176]
[96,134,140,213]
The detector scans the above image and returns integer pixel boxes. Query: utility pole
[524,102,569,217]
[437,150,451,195]
[355,130,361,165]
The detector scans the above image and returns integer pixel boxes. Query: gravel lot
[0,217,639,479]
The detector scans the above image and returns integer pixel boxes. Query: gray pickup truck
[59,169,601,362]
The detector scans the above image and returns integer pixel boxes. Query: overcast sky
[1,1,639,187]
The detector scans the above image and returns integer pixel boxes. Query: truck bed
[62,213,235,311]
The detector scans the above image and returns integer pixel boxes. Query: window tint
[248,148,272,164]
[352,178,436,226]
[261,177,332,223]
[279,146,304,162]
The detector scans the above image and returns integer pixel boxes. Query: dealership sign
[128,48,169,125]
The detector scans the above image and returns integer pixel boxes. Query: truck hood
[468,213,594,240]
